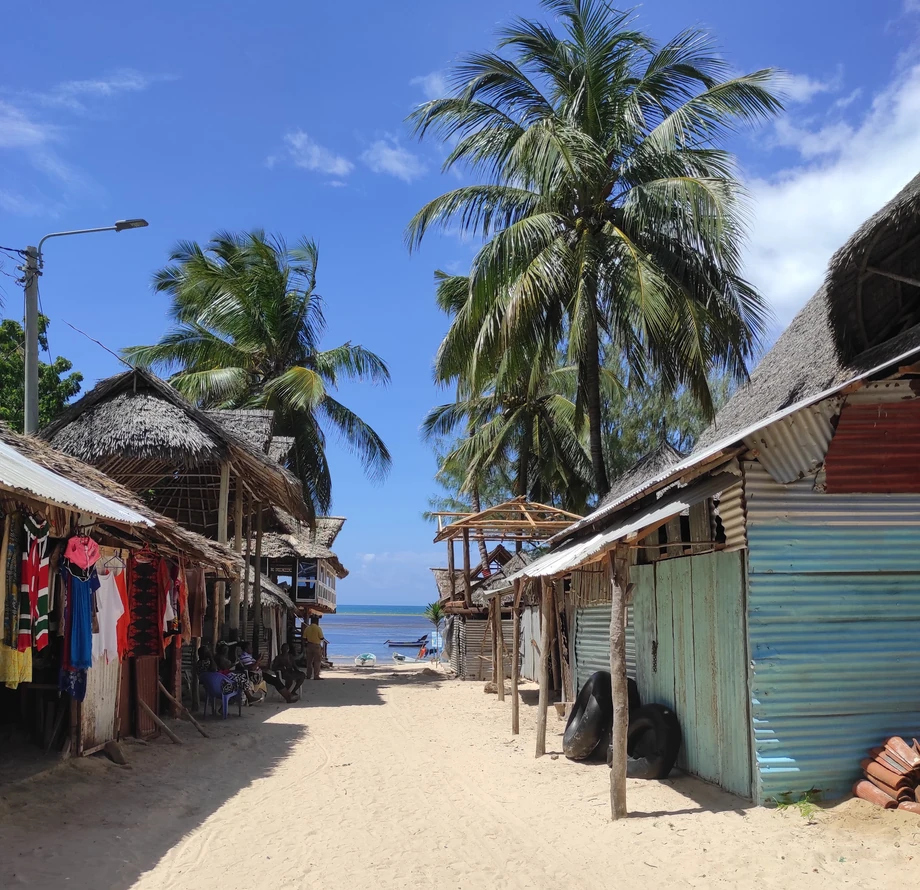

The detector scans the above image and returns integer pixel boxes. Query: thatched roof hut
[826,172,920,361]
[0,424,239,575]
[42,369,308,537]
[257,509,348,578]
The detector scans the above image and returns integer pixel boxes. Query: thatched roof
[206,409,275,453]
[431,567,463,602]
[599,442,685,509]
[257,509,348,578]
[268,435,295,466]
[0,425,239,575]
[826,172,920,362]
[42,369,309,532]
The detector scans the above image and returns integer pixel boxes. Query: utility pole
[22,246,40,436]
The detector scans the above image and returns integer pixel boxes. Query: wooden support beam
[666,515,682,558]
[158,680,209,738]
[511,579,522,735]
[228,479,243,636]
[607,546,630,820]
[138,700,182,745]
[212,460,230,648]
[447,539,456,600]
[242,493,252,640]
[462,528,472,608]
[251,503,264,653]
[496,598,505,702]
[535,578,553,758]
[190,636,200,712]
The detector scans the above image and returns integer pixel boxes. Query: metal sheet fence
[744,460,920,803]
[573,604,635,697]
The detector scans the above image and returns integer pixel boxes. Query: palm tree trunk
[516,418,531,498]
[584,321,610,496]
[471,481,490,567]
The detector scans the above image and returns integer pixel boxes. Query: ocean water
[320,605,435,663]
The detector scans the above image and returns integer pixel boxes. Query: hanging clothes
[185,566,206,638]
[58,567,85,699]
[2,510,21,648]
[178,562,191,644]
[159,558,181,641]
[114,568,129,660]
[63,564,97,671]
[19,514,50,652]
[0,513,31,689]
[126,550,163,657]
[93,568,125,664]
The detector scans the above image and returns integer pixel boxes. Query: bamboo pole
[491,598,499,685]
[242,493,252,641]
[251,503,264,653]
[228,479,243,637]
[511,579,522,734]
[462,528,472,608]
[447,539,456,600]
[212,460,230,648]
[138,700,182,745]
[496,597,505,702]
[535,578,553,757]
[608,546,630,820]
[157,680,209,738]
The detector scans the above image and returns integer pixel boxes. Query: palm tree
[123,231,391,514]
[424,601,445,664]
[407,0,781,495]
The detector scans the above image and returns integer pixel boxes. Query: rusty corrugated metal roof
[825,400,920,493]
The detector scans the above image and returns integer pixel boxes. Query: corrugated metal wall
[460,618,514,680]
[824,400,920,493]
[520,606,540,682]
[78,656,121,755]
[632,551,751,798]
[744,459,920,803]
[573,604,636,696]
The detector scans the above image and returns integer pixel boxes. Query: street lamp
[21,218,148,435]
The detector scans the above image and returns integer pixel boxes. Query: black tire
[563,672,612,760]
[622,704,682,779]
[564,672,640,761]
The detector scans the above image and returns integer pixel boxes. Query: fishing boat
[385,634,429,648]
[354,653,377,667]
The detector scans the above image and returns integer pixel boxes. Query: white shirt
[93,569,125,664]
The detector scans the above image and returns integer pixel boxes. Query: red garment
[114,570,129,661]
[20,516,50,652]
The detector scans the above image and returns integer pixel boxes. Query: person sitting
[238,641,296,703]
[205,642,262,704]
[272,643,306,695]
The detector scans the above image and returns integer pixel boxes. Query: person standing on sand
[303,615,325,680]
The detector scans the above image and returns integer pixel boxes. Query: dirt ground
[0,664,917,889]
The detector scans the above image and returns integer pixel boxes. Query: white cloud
[780,70,842,104]
[905,0,920,12]
[744,62,920,327]
[834,88,862,110]
[354,550,443,593]
[0,101,55,149]
[284,130,354,177]
[39,70,164,111]
[770,118,854,158]
[361,135,427,182]
[410,71,448,101]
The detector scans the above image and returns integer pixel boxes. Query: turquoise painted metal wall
[745,461,920,803]
[632,552,751,797]
[573,605,635,696]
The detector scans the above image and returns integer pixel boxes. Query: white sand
[0,664,917,889]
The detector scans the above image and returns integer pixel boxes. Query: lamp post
[21,219,148,434]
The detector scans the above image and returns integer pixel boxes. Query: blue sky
[2,1,920,605]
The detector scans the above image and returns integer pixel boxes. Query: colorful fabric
[0,514,32,689]
[2,512,21,648]
[67,568,98,670]
[186,566,206,638]
[114,569,129,660]
[159,558,181,640]
[93,569,125,664]
[126,551,163,657]
[20,514,50,652]
[64,535,100,570]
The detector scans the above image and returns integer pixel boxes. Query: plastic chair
[201,672,243,718]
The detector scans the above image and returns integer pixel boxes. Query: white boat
[392,652,420,663]
[354,653,377,667]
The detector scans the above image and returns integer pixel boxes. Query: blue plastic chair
[201,672,243,718]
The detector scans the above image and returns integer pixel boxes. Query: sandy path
[0,665,917,889]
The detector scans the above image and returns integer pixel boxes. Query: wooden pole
[251,503,264,653]
[462,528,472,608]
[535,578,553,757]
[228,478,243,638]
[242,493,252,641]
[511,579,522,734]
[490,598,499,685]
[138,700,183,745]
[608,546,630,820]
[496,597,505,701]
[447,539,456,600]
[158,680,209,738]
[212,460,230,647]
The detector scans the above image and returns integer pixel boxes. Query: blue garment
[69,571,99,670]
